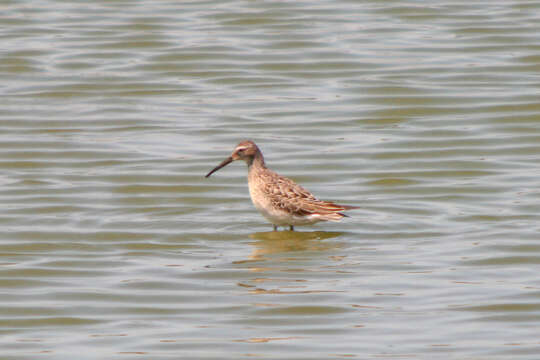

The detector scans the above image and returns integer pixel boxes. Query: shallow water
[1,0,540,359]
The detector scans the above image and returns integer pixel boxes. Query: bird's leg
[273,224,278,231]
[289,225,294,231]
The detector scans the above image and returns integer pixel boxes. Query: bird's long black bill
[205,157,233,178]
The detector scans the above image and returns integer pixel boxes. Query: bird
[205,140,358,231]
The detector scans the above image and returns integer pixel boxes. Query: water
[1,0,540,359]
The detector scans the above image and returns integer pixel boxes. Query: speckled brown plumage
[206,140,358,231]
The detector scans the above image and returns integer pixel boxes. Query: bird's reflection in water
[233,231,347,295]
[245,230,344,261]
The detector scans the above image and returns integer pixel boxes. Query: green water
[1,1,540,359]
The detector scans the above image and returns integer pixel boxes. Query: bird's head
[205,140,261,178]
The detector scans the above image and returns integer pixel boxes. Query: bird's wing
[261,172,354,217]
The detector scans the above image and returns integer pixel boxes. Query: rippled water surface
[2,0,540,359]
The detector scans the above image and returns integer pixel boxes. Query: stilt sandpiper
[205,140,358,231]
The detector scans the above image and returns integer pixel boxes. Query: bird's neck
[247,151,266,172]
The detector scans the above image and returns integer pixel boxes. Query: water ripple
[1,0,540,359]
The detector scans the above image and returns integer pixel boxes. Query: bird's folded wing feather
[262,172,353,216]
